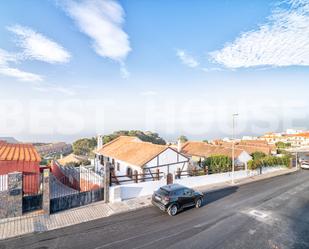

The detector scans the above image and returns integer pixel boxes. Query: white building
[95,136,189,182]
[180,141,252,168]
[260,132,309,147]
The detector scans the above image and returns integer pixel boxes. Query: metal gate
[49,162,104,214]
[22,173,43,213]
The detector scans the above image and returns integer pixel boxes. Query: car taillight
[164,196,170,202]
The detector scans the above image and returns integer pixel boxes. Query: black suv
[152,184,204,216]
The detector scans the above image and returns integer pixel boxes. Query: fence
[50,161,104,213]
[50,187,104,214]
[111,170,164,185]
[175,165,245,179]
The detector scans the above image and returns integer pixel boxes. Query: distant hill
[0,137,19,143]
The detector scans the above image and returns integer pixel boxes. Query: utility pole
[232,113,239,184]
[295,151,298,170]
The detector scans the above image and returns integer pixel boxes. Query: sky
[0,0,309,143]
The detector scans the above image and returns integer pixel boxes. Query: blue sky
[0,0,309,142]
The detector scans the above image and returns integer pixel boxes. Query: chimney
[177,139,182,152]
[97,134,103,150]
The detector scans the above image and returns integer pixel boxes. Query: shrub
[251,151,266,161]
[202,155,232,173]
[248,155,291,169]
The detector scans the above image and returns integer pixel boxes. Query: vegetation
[73,137,97,157]
[202,155,232,173]
[251,151,266,161]
[73,130,166,157]
[275,141,291,149]
[40,158,50,166]
[178,135,188,143]
[202,139,209,143]
[103,130,166,145]
[248,155,291,170]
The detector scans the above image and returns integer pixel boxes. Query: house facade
[180,141,252,168]
[260,132,309,147]
[95,136,189,181]
[0,141,41,194]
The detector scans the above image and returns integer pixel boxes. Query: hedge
[248,155,291,170]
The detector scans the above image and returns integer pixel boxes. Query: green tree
[275,141,291,149]
[251,151,266,161]
[73,137,97,157]
[178,135,188,143]
[102,130,166,145]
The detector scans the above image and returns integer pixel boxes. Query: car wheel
[168,204,178,216]
[195,198,202,208]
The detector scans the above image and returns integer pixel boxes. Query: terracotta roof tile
[181,141,245,158]
[58,154,88,166]
[0,142,41,162]
[97,136,168,167]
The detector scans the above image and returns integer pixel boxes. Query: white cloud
[0,49,43,82]
[120,62,130,79]
[176,49,199,68]
[61,0,131,62]
[7,25,71,64]
[33,82,76,96]
[0,67,43,82]
[210,0,309,68]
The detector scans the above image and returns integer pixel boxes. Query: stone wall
[0,172,23,219]
[0,190,8,218]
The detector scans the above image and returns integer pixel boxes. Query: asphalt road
[1,170,309,249]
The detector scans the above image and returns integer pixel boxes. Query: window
[112,158,115,165]
[184,188,192,196]
[117,162,120,171]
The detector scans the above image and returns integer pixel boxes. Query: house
[0,141,41,194]
[35,142,72,157]
[213,139,276,155]
[58,153,88,166]
[260,131,309,147]
[180,141,252,168]
[284,133,309,147]
[95,136,189,180]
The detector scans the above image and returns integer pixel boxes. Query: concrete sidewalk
[0,167,298,241]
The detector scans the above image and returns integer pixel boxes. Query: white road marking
[249,210,268,219]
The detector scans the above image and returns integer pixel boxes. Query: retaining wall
[110,166,286,202]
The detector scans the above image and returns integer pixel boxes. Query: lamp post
[232,113,239,184]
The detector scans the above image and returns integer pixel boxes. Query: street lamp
[232,113,239,184]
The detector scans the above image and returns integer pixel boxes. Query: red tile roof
[96,136,168,167]
[181,141,245,158]
[0,141,41,162]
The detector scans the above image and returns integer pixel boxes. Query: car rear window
[157,188,170,196]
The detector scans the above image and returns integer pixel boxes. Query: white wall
[96,148,188,179]
[111,178,167,201]
[0,175,8,192]
[145,148,188,175]
[110,166,286,202]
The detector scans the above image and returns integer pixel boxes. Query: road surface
[1,170,309,249]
